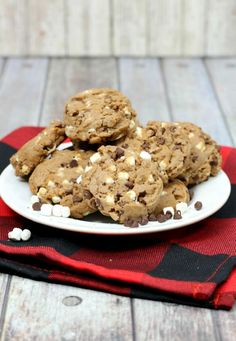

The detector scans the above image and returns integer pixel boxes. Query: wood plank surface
[67,0,110,56]
[206,0,236,56]
[162,58,233,145]
[119,58,170,123]
[113,0,147,56]
[148,0,182,56]
[0,58,48,138]
[28,0,65,55]
[205,59,236,146]
[0,0,27,55]
[40,58,118,124]
[1,277,132,341]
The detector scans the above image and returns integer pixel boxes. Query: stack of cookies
[10,88,221,227]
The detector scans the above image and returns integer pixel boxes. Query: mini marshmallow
[52,204,62,217]
[40,204,53,216]
[84,165,92,173]
[8,227,22,241]
[140,150,152,160]
[105,195,115,204]
[76,175,82,184]
[61,206,70,218]
[90,152,101,164]
[163,207,175,216]
[21,229,31,241]
[176,202,188,214]
[105,177,114,184]
[52,196,61,204]
[135,127,143,138]
[30,195,39,204]
[118,172,129,180]
[126,190,136,201]
[126,156,136,166]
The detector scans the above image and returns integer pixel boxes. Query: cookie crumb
[32,202,42,211]
[173,210,182,220]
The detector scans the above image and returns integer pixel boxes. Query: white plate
[0,165,231,235]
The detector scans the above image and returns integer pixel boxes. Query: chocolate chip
[125,181,134,189]
[192,155,198,162]
[139,216,149,225]
[90,198,98,209]
[173,210,182,219]
[210,159,218,166]
[124,219,139,228]
[115,147,125,159]
[141,141,150,150]
[95,198,102,208]
[148,214,157,221]
[83,190,93,199]
[194,201,202,210]
[189,189,194,201]
[32,202,42,211]
[73,195,83,203]
[60,163,66,167]
[156,213,168,223]
[161,127,166,134]
[65,189,73,195]
[70,159,78,168]
[165,211,173,219]
[157,137,165,145]
[115,192,122,202]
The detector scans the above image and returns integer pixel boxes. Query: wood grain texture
[28,0,65,55]
[148,0,182,56]
[0,58,48,138]
[0,0,27,56]
[205,59,236,146]
[133,300,215,341]
[1,277,132,341]
[182,0,205,56]
[0,275,10,323]
[207,0,236,56]
[162,59,232,146]
[67,0,111,56]
[211,306,236,341]
[113,0,147,56]
[40,58,118,124]
[119,58,170,123]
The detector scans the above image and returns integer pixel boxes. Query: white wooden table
[0,57,235,340]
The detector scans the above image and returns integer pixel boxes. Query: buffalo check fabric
[0,127,236,310]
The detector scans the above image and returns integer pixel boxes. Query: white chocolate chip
[38,187,47,196]
[62,179,70,186]
[161,191,167,196]
[126,190,136,201]
[196,141,205,151]
[61,206,70,218]
[47,180,56,188]
[76,175,82,184]
[52,204,62,217]
[188,132,194,138]
[22,165,29,174]
[129,120,136,129]
[126,156,136,166]
[90,152,101,163]
[105,177,114,184]
[176,202,188,214]
[108,165,116,172]
[88,128,95,133]
[30,195,39,204]
[105,195,115,205]
[135,127,143,138]
[21,229,31,241]
[118,172,129,180]
[140,150,152,160]
[40,204,53,216]
[148,174,155,183]
[163,207,174,216]
[159,160,167,170]
[52,196,61,204]
[85,165,92,173]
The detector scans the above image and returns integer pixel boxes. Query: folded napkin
[0,127,235,310]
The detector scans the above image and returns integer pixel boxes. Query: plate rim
[0,165,231,235]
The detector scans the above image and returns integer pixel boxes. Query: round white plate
[0,165,231,235]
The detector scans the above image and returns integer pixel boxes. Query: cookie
[153,179,190,215]
[29,149,97,219]
[81,145,163,223]
[10,120,66,177]
[64,88,137,144]
[178,123,221,185]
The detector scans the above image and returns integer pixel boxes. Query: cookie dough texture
[29,149,97,218]
[10,121,66,177]
[64,88,137,144]
[153,180,190,215]
[82,145,163,223]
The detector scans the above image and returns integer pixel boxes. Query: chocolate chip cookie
[29,149,97,218]
[81,145,163,223]
[64,88,137,144]
[10,120,66,177]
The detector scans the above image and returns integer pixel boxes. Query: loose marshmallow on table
[176,202,188,215]
[21,229,31,241]
[8,227,22,241]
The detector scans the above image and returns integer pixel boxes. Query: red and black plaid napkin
[0,127,236,310]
